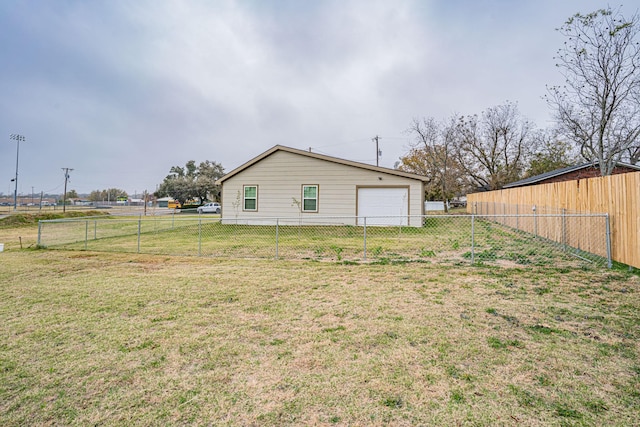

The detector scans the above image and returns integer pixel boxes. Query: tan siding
[221,150,425,225]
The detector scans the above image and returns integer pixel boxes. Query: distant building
[503,161,640,189]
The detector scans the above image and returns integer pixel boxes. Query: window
[243,185,257,211]
[302,185,318,212]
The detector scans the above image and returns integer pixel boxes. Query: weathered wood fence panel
[467,172,640,268]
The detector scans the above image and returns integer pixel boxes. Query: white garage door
[357,187,409,226]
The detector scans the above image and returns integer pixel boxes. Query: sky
[0,0,622,197]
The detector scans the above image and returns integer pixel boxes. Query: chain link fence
[37,213,611,268]
[472,201,601,216]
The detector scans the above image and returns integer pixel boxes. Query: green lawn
[0,216,636,425]
[0,239,639,425]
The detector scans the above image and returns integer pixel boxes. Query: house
[215,145,430,226]
[503,161,640,189]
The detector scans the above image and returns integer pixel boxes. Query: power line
[43,182,65,193]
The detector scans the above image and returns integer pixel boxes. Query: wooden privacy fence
[466,171,640,269]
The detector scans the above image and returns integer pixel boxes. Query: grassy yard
[0,220,639,425]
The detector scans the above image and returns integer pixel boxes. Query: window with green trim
[243,185,257,211]
[302,185,318,212]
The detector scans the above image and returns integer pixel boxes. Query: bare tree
[627,143,640,165]
[547,7,640,175]
[525,128,579,177]
[398,115,467,208]
[455,102,534,190]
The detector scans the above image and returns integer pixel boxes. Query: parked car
[450,199,467,208]
[197,202,221,214]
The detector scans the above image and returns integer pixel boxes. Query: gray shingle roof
[503,161,640,189]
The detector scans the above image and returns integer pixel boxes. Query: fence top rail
[473,213,608,218]
[471,202,607,214]
[38,215,112,223]
[37,212,609,224]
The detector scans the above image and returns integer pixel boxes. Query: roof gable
[216,145,430,184]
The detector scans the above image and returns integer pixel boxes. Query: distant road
[0,206,179,217]
[107,207,177,216]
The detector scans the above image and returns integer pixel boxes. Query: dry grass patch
[0,247,639,426]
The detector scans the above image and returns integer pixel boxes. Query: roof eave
[216,145,430,184]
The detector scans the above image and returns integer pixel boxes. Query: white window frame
[302,184,318,213]
[243,185,258,211]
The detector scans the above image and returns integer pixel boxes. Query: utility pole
[372,135,381,166]
[10,134,26,211]
[62,168,73,213]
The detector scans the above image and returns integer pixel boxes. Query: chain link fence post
[37,220,42,246]
[198,215,202,257]
[471,213,475,264]
[137,216,141,253]
[85,220,88,250]
[502,203,506,225]
[605,213,612,268]
[363,217,367,261]
[562,208,567,251]
[275,218,279,259]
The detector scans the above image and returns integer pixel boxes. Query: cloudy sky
[0,0,619,197]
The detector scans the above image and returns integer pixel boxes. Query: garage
[217,145,428,227]
[357,187,409,226]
